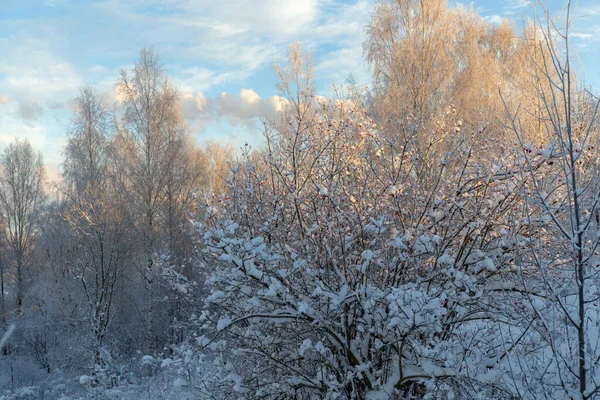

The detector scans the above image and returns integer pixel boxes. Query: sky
[0,0,599,178]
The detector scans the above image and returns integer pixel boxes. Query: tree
[364,0,524,134]
[0,139,45,314]
[501,2,600,397]
[194,140,234,198]
[365,0,455,124]
[63,86,130,379]
[115,47,191,354]
[63,86,112,196]
[65,183,129,380]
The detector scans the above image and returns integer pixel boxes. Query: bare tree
[502,1,600,397]
[115,47,191,354]
[65,183,128,379]
[363,0,527,136]
[0,139,45,314]
[194,140,234,198]
[63,86,130,378]
[63,85,112,195]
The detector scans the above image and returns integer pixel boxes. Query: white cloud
[103,0,320,36]
[179,89,287,133]
[88,0,369,93]
[0,38,81,100]
[0,95,9,104]
[0,110,50,151]
[0,30,82,133]
[173,67,217,93]
[572,32,594,40]
[90,65,109,74]
[484,15,505,25]
[0,103,67,173]
[267,96,290,113]
[506,0,531,11]
[239,89,261,105]
[43,165,64,194]
[310,1,373,87]
[0,0,377,164]
[195,92,208,112]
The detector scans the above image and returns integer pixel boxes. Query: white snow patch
[173,377,187,387]
[161,358,174,368]
[217,317,232,331]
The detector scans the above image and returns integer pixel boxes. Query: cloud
[572,32,594,40]
[0,113,50,152]
[90,0,318,72]
[571,4,600,47]
[215,90,268,124]
[0,104,68,173]
[484,15,505,25]
[99,0,320,37]
[0,0,379,165]
[179,88,287,132]
[44,165,63,187]
[108,83,126,104]
[239,89,261,106]
[505,0,531,11]
[267,96,290,113]
[86,0,369,93]
[310,1,373,87]
[0,37,81,100]
[0,29,82,131]
[173,67,217,93]
[90,65,109,74]
[195,91,208,112]
[18,100,44,124]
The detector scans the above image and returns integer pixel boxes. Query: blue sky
[0,0,599,178]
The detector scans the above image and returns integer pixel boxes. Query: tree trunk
[16,252,22,314]
[146,255,154,356]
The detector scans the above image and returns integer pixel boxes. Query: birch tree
[115,47,190,354]
[63,86,129,379]
[0,139,45,314]
[63,85,112,195]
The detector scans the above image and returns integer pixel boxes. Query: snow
[318,186,328,197]
[217,317,232,331]
[140,355,154,365]
[161,358,174,368]
[173,377,187,387]
[298,339,312,356]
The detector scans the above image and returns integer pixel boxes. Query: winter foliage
[1,1,600,399]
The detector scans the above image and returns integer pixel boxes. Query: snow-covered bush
[190,51,532,397]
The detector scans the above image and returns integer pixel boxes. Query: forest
[1,0,599,399]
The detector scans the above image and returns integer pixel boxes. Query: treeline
[0,49,233,391]
[1,0,600,399]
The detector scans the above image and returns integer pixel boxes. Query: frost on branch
[191,85,538,398]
